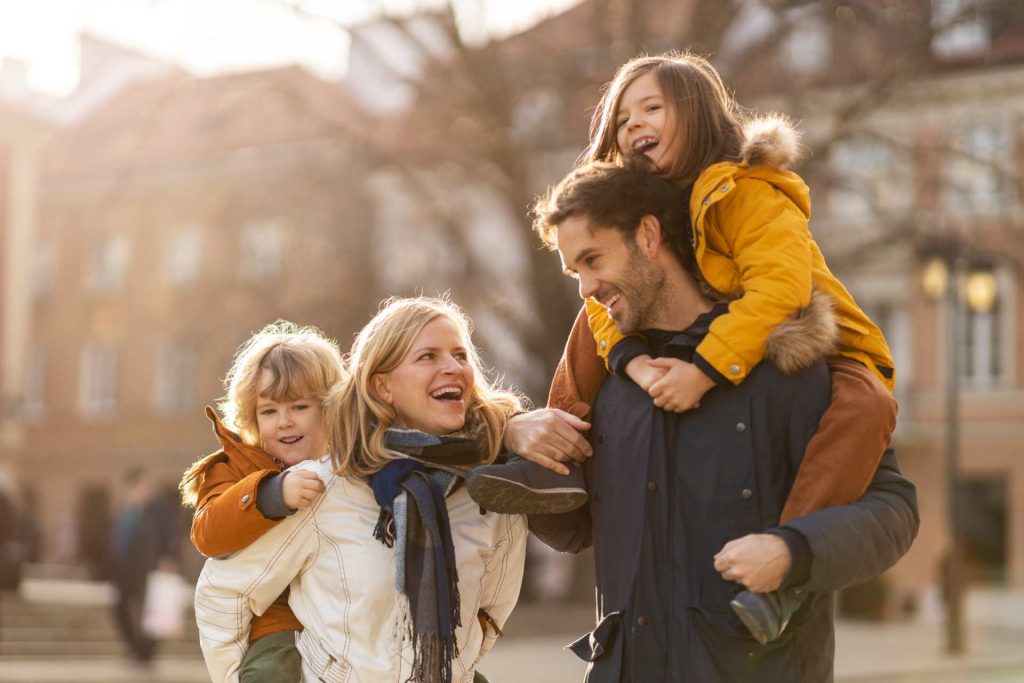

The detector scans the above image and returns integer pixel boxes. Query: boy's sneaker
[466,455,587,515]
[730,587,806,645]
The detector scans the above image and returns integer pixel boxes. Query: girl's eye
[259,409,275,416]
[646,104,661,113]
[294,404,309,411]
[418,353,434,362]
[454,352,468,362]
[615,118,627,129]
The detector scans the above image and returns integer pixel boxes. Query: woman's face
[373,316,475,435]
[614,70,680,171]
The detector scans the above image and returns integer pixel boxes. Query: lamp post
[919,246,998,655]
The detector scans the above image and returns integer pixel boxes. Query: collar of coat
[649,288,838,375]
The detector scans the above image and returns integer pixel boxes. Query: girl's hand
[282,470,325,510]
[647,358,715,412]
[624,354,668,391]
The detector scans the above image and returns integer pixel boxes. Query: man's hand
[503,409,592,476]
[647,358,715,412]
[624,355,668,391]
[282,470,325,511]
[713,533,792,593]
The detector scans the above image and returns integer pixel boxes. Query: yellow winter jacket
[587,117,895,391]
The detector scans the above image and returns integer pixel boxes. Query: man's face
[556,214,665,335]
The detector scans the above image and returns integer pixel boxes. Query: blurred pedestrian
[108,467,175,664]
[0,473,24,593]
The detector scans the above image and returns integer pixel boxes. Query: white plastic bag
[142,568,190,639]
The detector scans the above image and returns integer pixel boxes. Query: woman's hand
[282,470,325,511]
[503,409,592,475]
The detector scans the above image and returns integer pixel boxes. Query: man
[525,162,919,682]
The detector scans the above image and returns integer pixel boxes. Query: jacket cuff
[609,336,654,377]
[766,527,812,589]
[693,353,730,387]
[694,334,751,385]
[256,472,297,520]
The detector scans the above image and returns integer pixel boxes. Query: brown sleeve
[191,464,282,558]
[547,304,608,420]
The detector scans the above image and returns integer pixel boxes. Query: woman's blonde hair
[584,52,744,188]
[328,296,523,479]
[220,320,347,446]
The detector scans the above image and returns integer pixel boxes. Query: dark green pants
[239,630,301,683]
[474,672,490,683]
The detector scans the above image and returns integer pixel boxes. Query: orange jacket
[182,407,303,641]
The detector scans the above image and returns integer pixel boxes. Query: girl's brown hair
[584,52,744,187]
[327,296,523,479]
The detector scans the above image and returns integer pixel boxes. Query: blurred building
[346,0,1024,606]
[9,53,377,560]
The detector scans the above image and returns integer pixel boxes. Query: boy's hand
[624,354,668,391]
[647,358,715,412]
[282,470,325,510]
[504,409,592,476]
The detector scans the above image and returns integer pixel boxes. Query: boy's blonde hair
[328,296,523,479]
[585,51,744,187]
[221,320,347,446]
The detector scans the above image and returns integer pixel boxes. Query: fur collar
[764,289,838,374]
[740,115,804,170]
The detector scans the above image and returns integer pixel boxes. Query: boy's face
[557,214,665,335]
[614,70,680,171]
[256,371,328,466]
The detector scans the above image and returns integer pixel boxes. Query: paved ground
[3,599,1024,682]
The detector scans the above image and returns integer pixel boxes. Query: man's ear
[370,374,392,404]
[636,215,664,256]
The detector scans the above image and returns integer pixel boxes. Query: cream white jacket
[194,455,527,683]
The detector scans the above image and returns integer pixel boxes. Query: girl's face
[372,316,476,436]
[256,372,328,466]
[614,70,680,171]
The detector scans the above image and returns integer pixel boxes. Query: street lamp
[918,245,998,656]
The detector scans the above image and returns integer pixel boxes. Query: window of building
[829,138,912,221]
[960,267,1014,388]
[24,351,46,419]
[153,343,198,414]
[946,123,1013,215]
[239,218,283,281]
[163,225,203,286]
[88,234,129,293]
[78,344,118,417]
[932,0,990,58]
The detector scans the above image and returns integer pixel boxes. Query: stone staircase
[0,564,201,659]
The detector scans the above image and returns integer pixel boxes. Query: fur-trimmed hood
[740,115,804,170]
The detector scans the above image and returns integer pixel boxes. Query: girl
[180,321,346,682]
[547,52,898,644]
[195,297,527,683]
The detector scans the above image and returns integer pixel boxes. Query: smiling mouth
[633,137,658,154]
[430,387,464,402]
[601,292,622,313]
[280,436,303,445]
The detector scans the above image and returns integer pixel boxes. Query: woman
[195,297,528,683]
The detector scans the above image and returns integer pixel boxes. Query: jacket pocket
[296,629,350,683]
[567,610,622,662]
[687,606,798,682]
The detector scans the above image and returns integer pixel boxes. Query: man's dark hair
[532,160,697,276]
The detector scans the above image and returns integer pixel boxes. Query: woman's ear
[370,374,392,404]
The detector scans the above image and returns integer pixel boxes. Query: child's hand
[624,354,668,391]
[282,470,325,510]
[647,358,716,412]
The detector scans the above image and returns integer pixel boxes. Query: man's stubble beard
[614,248,666,335]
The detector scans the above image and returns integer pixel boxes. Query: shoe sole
[730,598,773,646]
[466,473,588,515]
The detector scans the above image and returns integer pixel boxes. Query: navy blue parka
[530,307,919,683]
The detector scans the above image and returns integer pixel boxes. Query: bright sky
[0,0,581,96]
